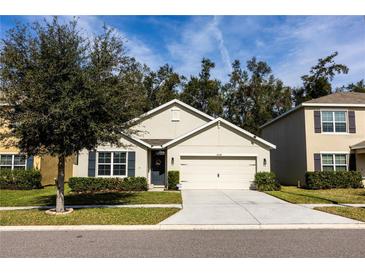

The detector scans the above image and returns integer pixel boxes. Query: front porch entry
[151,150,166,187]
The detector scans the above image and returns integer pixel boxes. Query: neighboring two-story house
[261,92,365,185]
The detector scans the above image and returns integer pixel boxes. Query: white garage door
[180,156,256,189]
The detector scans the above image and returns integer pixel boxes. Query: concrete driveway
[161,190,359,225]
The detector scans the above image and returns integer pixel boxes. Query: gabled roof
[162,117,276,149]
[141,139,172,146]
[131,99,214,124]
[304,92,365,105]
[261,92,365,129]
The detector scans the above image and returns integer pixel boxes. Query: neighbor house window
[321,111,347,133]
[97,152,127,176]
[321,154,347,171]
[0,154,26,170]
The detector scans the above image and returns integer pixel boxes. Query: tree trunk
[56,155,65,212]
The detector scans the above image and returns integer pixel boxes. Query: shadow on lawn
[32,192,137,206]
[281,190,339,204]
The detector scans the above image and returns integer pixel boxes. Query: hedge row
[254,172,281,191]
[0,169,42,190]
[305,171,363,189]
[168,170,180,190]
[68,176,148,193]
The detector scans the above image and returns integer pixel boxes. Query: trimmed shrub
[305,171,363,189]
[0,169,42,190]
[254,172,281,191]
[168,170,180,190]
[68,176,148,193]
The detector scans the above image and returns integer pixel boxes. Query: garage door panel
[180,156,256,189]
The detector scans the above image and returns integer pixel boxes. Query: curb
[0,204,182,211]
[1,223,365,231]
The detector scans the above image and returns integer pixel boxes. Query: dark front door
[151,150,166,185]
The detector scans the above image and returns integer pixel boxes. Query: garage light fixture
[263,158,267,166]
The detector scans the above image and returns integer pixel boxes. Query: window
[321,111,347,133]
[171,109,180,121]
[0,154,26,170]
[321,154,347,171]
[97,152,127,176]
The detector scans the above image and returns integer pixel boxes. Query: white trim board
[163,117,276,149]
[180,153,258,157]
[129,99,214,124]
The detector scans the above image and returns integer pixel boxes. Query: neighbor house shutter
[314,111,321,133]
[26,156,34,170]
[88,151,96,177]
[314,154,321,171]
[348,111,356,133]
[349,154,357,171]
[127,151,136,177]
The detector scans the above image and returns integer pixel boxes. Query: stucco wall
[261,108,307,185]
[73,136,149,181]
[0,146,73,186]
[167,122,271,175]
[40,155,74,185]
[132,103,210,139]
[305,107,365,171]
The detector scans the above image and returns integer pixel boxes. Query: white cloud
[271,16,365,87]
[167,16,232,81]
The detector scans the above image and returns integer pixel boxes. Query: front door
[151,150,166,186]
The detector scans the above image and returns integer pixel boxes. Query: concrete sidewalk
[0,204,182,211]
[1,223,365,231]
[161,190,361,225]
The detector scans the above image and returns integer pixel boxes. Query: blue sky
[1,16,364,88]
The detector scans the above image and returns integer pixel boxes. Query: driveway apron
[160,190,359,225]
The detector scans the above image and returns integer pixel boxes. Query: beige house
[261,92,365,185]
[73,99,275,189]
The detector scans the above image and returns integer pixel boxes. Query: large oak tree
[0,18,143,212]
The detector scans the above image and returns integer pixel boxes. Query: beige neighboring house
[73,99,275,189]
[261,92,365,186]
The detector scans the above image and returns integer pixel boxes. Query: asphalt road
[1,229,365,257]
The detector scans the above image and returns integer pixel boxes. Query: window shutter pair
[87,151,136,177]
[313,110,356,133]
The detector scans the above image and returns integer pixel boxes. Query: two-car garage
[165,118,275,190]
[180,155,257,189]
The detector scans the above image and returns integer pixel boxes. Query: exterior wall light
[263,158,267,166]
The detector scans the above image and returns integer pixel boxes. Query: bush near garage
[254,172,281,191]
[68,176,148,193]
[168,170,180,190]
[305,171,363,189]
[0,169,42,190]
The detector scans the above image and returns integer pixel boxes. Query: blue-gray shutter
[127,151,135,177]
[314,111,321,133]
[26,156,34,170]
[88,151,96,177]
[348,111,356,133]
[314,154,321,171]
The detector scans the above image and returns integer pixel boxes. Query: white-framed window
[97,151,127,177]
[171,109,180,121]
[321,154,348,171]
[0,154,27,170]
[321,111,347,133]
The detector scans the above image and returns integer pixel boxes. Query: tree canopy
[0,18,145,211]
[292,52,349,105]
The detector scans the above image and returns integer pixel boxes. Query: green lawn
[0,207,180,225]
[315,206,365,222]
[266,186,365,204]
[0,184,182,207]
